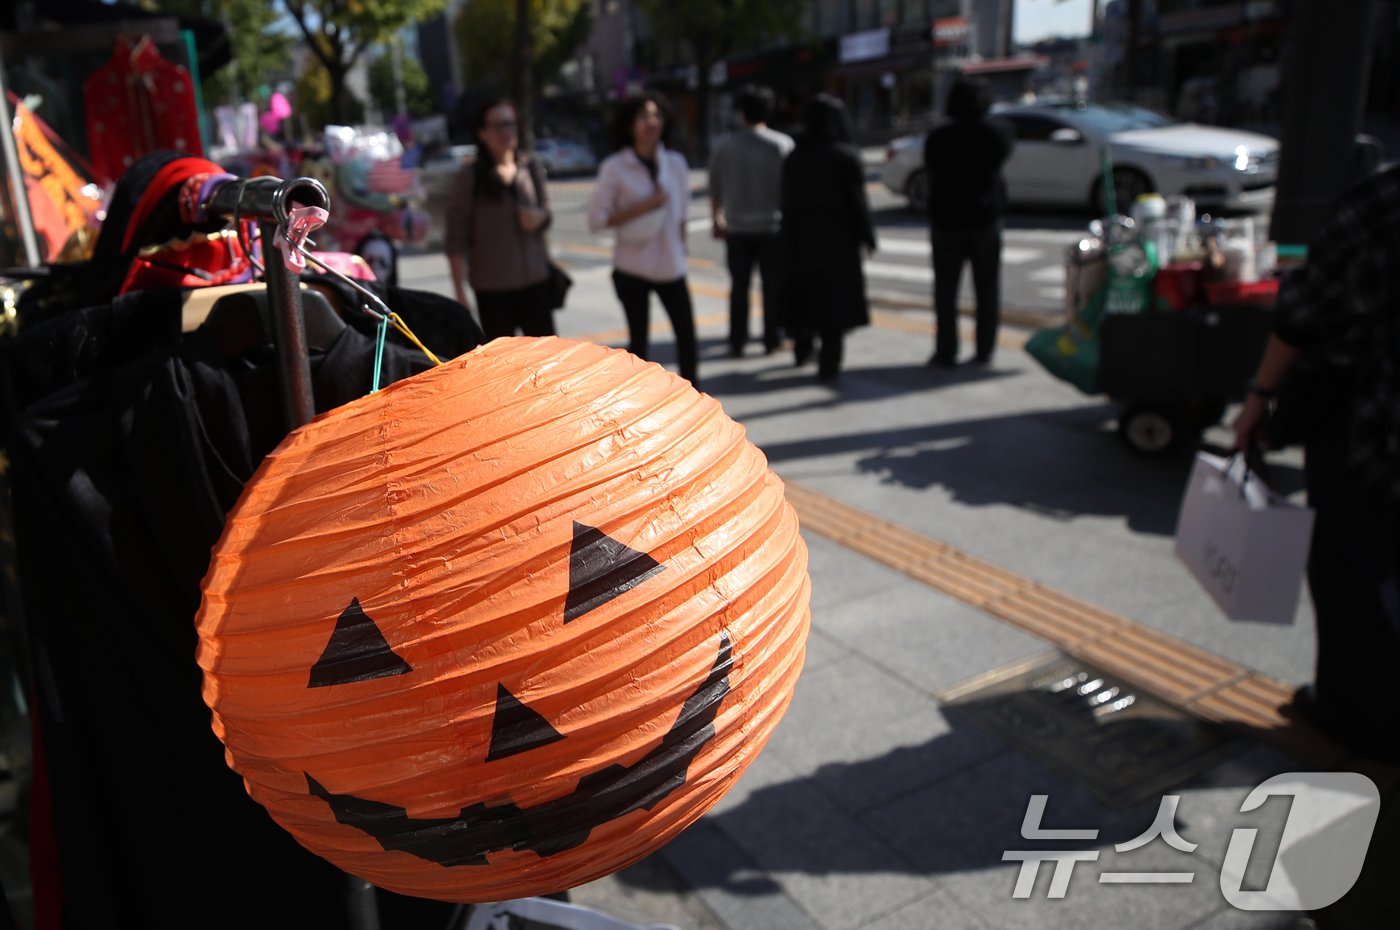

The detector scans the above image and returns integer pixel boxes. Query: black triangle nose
[309,598,413,688]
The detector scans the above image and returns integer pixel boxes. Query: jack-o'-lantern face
[196,338,810,902]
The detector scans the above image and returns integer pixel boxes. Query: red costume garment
[83,36,204,185]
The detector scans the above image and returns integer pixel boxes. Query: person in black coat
[924,78,1014,367]
[779,94,877,381]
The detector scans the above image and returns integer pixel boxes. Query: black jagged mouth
[305,633,732,867]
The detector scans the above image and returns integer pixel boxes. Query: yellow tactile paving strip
[561,296,1364,769]
[779,482,1354,769]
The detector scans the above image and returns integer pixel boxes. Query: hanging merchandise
[1025,291,1105,395]
[83,35,204,185]
[196,337,812,902]
[1,166,484,926]
[259,91,293,136]
[7,95,103,263]
[297,125,428,249]
[1103,215,1159,316]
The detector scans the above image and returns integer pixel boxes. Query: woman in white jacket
[587,93,698,386]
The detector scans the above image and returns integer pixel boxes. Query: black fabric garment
[1300,412,1400,762]
[305,272,485,362]
[611,270,698,385]
[724,233,783,354]
[779,140,874,339]
[932,225,1003,363]
[923,117,1014,232]
[634,149,659,183]
[1,289,454,929]
[15,151,230,325]
[477,282,557,339]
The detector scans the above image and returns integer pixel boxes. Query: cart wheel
[1118,405,1183,456]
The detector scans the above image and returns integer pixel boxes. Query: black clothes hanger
[190,285,346,357]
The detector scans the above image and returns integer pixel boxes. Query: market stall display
[1028,188,1278,455]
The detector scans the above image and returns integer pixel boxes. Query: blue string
[371,311,388,392]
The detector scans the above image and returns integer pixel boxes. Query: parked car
[533,137,598,176]
[882,101,1280,214]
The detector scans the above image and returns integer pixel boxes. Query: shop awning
[960,55,1050,76]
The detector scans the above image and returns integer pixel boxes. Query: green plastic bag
[1026,292,1105,394]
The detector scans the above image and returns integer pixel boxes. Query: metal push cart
[1099,299,1275,455]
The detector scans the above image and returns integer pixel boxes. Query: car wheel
[906,169,929,213]
[1092,167,1153,214]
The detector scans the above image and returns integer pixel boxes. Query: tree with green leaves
[147,0,292,106]
[453,0,592,110]
[368,42,436,118]
[634,0,805,158]
[282,0,447,124]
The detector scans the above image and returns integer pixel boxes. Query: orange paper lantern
[195,337,810,902]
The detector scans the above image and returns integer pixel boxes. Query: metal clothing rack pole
[204,175,328,432]
[203,174,381,930]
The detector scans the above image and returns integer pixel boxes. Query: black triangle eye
[486,684,566,761]
[564,522,665,623]
[309,598,413,688]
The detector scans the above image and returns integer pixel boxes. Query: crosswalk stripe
[875,238,1042,265]
[862,260,932,284]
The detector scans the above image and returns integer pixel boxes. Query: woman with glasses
[587,92,699,386]
[446,97,556,339]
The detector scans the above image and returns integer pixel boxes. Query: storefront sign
[840,28,890,64]
[933,16,970,48]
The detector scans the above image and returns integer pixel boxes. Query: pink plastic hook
[276,204,330,272]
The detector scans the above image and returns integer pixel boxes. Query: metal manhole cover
[936,652,1242,807]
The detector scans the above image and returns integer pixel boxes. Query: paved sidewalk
[398,251,1397,930]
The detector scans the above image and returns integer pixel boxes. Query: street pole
[1270,0,1377,245]
[0,44,41,268]
[391,40,408,118]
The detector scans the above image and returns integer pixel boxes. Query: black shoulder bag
[524,159,573,310]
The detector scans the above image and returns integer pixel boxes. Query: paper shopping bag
[1173,452,1315,624]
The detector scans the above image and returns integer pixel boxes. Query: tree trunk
[326,59,350,126]
[693,36,714,163]
[695,60,712,162]
[513,0,535,151]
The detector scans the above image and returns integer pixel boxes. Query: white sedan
[882,102,1279,214]
[534,138,598,176]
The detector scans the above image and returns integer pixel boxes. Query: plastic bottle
[1104,216,1158,315]
[1132,193,1171,266]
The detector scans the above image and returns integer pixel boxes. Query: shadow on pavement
[614,701,1338,926]
[622,702,1399,929]
[703,360,1014,405]
[743,397,1301,536]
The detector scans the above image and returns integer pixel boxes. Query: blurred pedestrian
[924,78,1014,367]
[587,92,698,386]
[445,97,556,339]
[1232,164,1400,762]
[778,94,876,382]
[710,85,794,357]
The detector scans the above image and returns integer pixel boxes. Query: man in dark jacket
[924,79,1014,366]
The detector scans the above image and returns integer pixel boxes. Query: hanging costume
[0,153,482,929]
